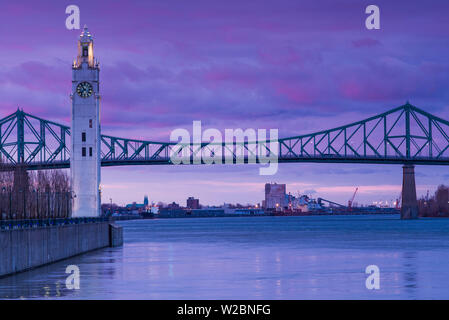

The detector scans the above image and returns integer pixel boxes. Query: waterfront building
[124,195,150,214]
[264,183,287,209]
[167,202,180,209]
[187,197,200,209]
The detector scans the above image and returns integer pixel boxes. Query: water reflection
[402,251,418,299]
[0,215,449,299]
[0,262,74,299]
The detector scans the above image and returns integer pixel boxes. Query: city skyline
[1,1,449,205]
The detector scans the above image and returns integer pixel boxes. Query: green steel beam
[1,103,449,170]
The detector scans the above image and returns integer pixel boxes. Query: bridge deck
[1,103,449,170]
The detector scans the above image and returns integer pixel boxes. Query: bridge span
[1,103,449,169]
[1,102,448,220]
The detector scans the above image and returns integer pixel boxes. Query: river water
[1,215,449,300]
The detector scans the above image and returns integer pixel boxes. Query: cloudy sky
[1,0,449,206]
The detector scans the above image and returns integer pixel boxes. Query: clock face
[76,82,93,98]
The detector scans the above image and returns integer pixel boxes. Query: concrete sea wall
[0,222,123,278]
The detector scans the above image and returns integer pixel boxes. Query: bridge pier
[401,164,419,219]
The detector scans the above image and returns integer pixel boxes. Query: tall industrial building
[264,183,287,209]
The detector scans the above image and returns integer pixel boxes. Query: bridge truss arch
[1,103,449,170]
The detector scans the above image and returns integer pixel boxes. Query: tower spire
[74,25,95,68]
[80,25,93,43]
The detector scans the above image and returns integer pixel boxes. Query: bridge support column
[401,165,419,219]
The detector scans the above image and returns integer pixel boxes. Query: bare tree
[418,185,449,217]
[0,158,72,220]
[435,185,449,216]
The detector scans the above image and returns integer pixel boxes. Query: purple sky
[1,0,449,206]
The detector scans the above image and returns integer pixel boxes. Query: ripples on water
[1,215,449,299]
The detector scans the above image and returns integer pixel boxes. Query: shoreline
[110,210,401,221]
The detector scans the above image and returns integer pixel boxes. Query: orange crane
[348,187,359,209]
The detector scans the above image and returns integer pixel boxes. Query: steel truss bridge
[1,103,449,170]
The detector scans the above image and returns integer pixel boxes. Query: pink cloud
[273,80,317,104]
[352,38,382,48]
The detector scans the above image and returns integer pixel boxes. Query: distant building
[264,183,287,209]
[187,197,200,209]
[125,195,150,214]
[168,202,180,209]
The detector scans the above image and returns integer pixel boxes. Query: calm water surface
[1,215,449,299]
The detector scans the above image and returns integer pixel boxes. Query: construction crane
[348,187,359,209]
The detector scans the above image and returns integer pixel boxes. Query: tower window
[82,147,86,157]
[89,147,93,157]
[89,119,93,128]
[83,46,88,57]
[82,132,86,142]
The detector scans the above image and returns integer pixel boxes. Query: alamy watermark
[365,265,380,290]
[65,265,80,290]
[65,5,80,30]
[170,121,279,175]
[365,5,380,30]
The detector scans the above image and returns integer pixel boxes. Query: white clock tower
[71,26,101,217]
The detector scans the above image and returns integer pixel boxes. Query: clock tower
[71,26,101,217]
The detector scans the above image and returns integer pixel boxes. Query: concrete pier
[401,164,419,219]
[109,223,124,247]
[0,222,123,278]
